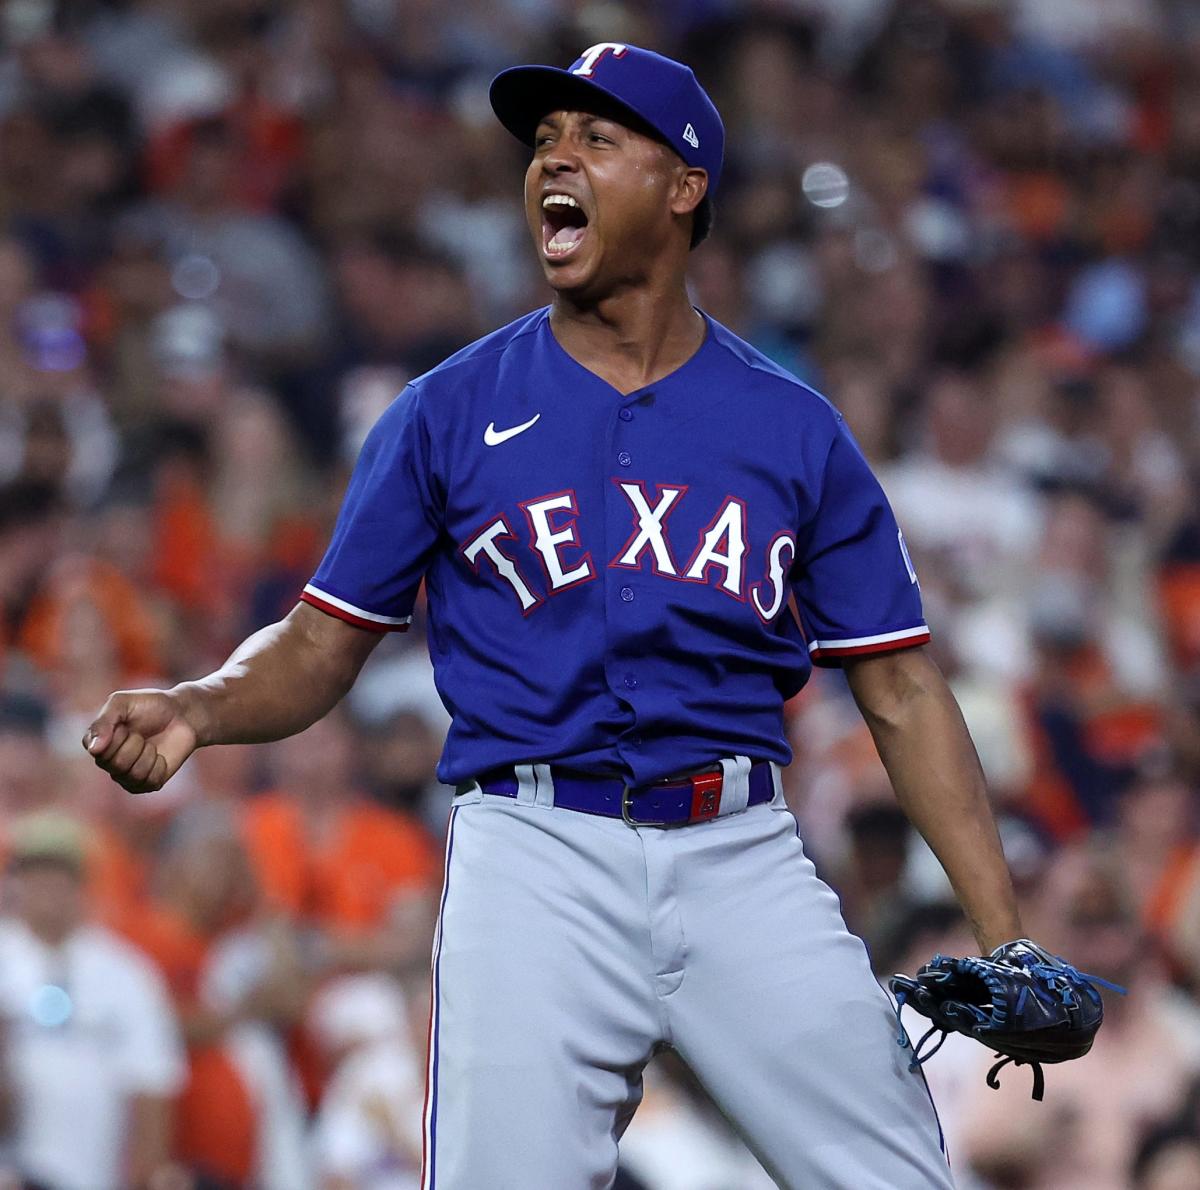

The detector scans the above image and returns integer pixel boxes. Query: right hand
[83,689,200,794]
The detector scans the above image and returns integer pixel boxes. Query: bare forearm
[86,603,381,793]
[175,603,378,747]
[846,650,1022,953]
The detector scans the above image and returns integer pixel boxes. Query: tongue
[549,225,586,250]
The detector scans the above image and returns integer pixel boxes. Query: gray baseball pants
[420,766,954,1189]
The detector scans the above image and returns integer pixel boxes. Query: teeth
[546,227,584,255]
[543,194,580,211]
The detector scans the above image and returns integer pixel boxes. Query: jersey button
[617,450,632,467]
[619,408,633,422]
[620,586,634,602]
[624,674,638,690]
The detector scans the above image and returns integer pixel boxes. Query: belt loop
[514,764,538,805]
[532,763,555,808]
[717,755,751,816]
[768,761,785,807]
[452,779,484,807]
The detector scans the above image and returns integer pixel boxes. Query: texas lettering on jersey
[461,484,792,624]
[302,307,930,787]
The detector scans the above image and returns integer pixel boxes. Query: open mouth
[541,193,590,260]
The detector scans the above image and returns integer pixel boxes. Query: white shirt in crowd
[309,973,426,1190]
[313,1039,425,1190]
[0,918,186,1190]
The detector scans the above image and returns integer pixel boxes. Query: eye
[589,132,613,145]
[534,134,553,148]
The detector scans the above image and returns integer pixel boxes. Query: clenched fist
[83,689,200,794]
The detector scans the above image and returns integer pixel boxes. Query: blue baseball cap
[490,43,725,203]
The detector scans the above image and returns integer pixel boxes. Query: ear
[669,167,709,218]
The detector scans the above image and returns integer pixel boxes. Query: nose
[541,135,581,176]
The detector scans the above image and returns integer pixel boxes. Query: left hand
[889,938,1125,1101]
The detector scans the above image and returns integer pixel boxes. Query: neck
[550,280,704,394]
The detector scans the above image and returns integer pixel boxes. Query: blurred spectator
[0,812,184,1190]
[348,642,453,831]
[118,807,311,1190]
[307,974,425,1190]
[0,695,54,824]
[0,482,60,680]
[244,714,440,974]
[1132,1122,1200,1190]
[829,800,917,962]
[959,843,1200,1189]
[1119,770,1198,927]
[880,368,1043,682]
[127,114,331,367]
[617,1057,776,1190]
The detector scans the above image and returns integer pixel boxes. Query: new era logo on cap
[682,123,699,149]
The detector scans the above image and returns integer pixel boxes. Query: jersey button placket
[606,395,647,768]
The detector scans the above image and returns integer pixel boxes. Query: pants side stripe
[421,804,459,1189]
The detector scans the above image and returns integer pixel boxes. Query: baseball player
[85,44,1100,1189]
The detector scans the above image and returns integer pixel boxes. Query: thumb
[84,693,136,756]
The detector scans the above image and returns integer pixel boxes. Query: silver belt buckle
[621,784,671,828]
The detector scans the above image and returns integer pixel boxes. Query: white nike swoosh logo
[484,413,541,446]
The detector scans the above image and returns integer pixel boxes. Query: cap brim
[489,65,664,148]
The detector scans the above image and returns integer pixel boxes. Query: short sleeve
[793,417,929,667]
[302,386,443,632]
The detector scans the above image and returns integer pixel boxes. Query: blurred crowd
[1,0,1199,1187]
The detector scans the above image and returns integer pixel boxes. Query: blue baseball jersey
[302,308,929,787]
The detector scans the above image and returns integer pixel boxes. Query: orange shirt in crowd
[241,793,440,933]
[1020,645,1167,842]
[1159,564,1200,672]
[19,556,163,679]
[152,471,225,614]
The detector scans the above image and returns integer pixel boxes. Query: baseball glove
[888,938,1125,1100]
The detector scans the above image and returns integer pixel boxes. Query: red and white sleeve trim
[300,584,412,633]
[807,624,930,660]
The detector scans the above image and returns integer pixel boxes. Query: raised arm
[84,602,382,794]
[843,646,1023,953]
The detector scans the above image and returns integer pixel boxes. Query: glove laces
[986,1053,1046,1101]
[894,991,1050,1100]
[1022,959,1126,1008]
[892,990,949,1072]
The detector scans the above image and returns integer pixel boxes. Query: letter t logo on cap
[572,43,628,77]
